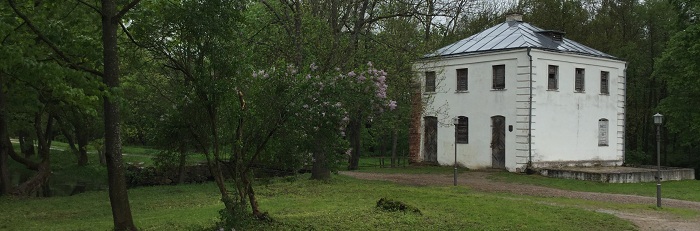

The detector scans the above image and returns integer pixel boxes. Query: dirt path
[340,171,700,231]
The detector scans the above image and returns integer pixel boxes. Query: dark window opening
[598,118,609,146]
[537,30,565,42]
[548,65,558,90]
[601,71,609,95]
[493,65,505,90]
[425,71,436,92]
[457,116,468,143]
[575,68,585,92]
[456,68,468,91]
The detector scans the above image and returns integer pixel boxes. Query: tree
[655,0,700,170]
[99,1,141,228]
[126,1,395,219]
[128,0,248,217]
[0,72,11,196]
[6,0,141,229]
[1,1,102,196]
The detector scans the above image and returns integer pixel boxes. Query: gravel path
[340,171,700,231]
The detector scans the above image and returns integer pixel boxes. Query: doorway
[423,116,438,163]
[491,116,506,169]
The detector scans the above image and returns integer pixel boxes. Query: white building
[412,14,627,172]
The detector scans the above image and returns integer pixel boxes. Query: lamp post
[653,113,663,208]
[453,117,459,186]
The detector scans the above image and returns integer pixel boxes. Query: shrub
[375,198,421,215]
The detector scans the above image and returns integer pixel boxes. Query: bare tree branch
[362,12,416,26]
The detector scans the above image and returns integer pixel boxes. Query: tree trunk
[12,161,50,196]
[206,105,236,215]
[76,127,89,166]
[61,125,87,165]
[0,80,9,195]
[425,0,434,42]
[101,0,137,229]
[347,114,362,170]
[13,113,54,197]
[18,132,35,158]
[0,147,9,195]
[41,177,52,197]
[391,129,398,168]
[177,143,187,184]
[97,145,107,166]
[61,127,80,156]
[310,141,330,180]
[242,170,263,219]
[379,133,386,157]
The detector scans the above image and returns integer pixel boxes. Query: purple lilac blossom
[388,100,397,110]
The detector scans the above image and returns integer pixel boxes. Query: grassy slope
[489,172,700,202]
[0,175,636,231]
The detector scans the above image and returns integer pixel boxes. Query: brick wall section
[408,89,423,164]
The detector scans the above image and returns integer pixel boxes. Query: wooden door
[491,116,506,169]
[423,116,438,163]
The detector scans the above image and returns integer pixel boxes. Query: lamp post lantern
[453,117,459,186]
[653,113,663,208]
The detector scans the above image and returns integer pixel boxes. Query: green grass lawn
[0,174,638,231]
[489,172,700,202]
[0,183,221,230]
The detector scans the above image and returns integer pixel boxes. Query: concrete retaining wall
[539,167,695,183]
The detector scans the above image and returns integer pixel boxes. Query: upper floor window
[425,71,436,92]
[598,118,609,146]
[456,68,468,91]
[600,71,609,95]
[457,116,468,143]
[492,65,505,90]
[575,68,585,92]
[548,65,558,90]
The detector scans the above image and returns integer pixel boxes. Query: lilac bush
[243,61,395,174]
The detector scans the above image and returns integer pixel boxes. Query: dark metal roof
[429,21,616,59]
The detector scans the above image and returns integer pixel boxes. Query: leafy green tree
[5,0,141,229]
[0,1,101,195]
[129,0,248,217]
[655,0,700,169]
[516,0,592,42]
[257,0,433,170]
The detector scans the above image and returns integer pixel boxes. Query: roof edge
[422,47,625,62]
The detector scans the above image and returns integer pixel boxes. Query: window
[548,65,558,90]
[456,116,468,143]
[425,71,436,92]
[456,68,468,91]
[600,71,609,95]
[492,65,505,90]
[598,119,609,146]
[575,68,585,92]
